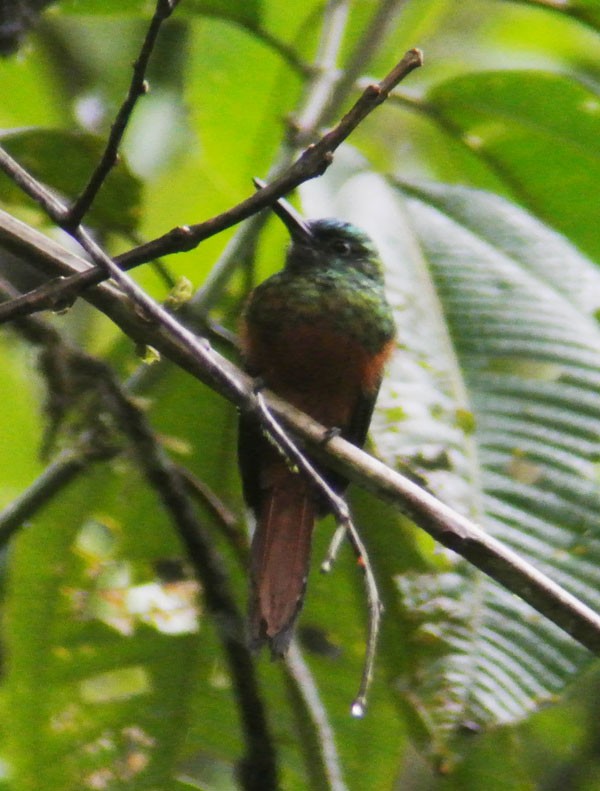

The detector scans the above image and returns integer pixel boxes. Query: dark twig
[320,518,383,716]
[0,45,421,282]
[321,522,382,717]
[66,0,179,228]
[94,48,424,271]
[0,49,423,324]
[3,204,600,659]
[177,465,239,532]
[0,272,95,323]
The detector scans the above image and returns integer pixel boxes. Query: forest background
[1,0,600,789]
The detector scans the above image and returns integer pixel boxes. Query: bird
[238,188,396,656]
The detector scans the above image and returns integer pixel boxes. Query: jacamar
[238,192,396,656]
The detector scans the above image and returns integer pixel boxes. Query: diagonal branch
[3,156,382,711]
[115,47,423,269]
[2,207,600,657]
[0,48,423,324]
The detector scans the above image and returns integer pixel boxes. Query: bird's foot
[321,426,341,446]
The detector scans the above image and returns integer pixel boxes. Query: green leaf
[183,18,300,207]
[301,161,600,754]
[3,465,202,789]
[425,71,600,262]
[398,179,600,738]
[0,129,142,233]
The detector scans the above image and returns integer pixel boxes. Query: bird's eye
[331,239,352,255]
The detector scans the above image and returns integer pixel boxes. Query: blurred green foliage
[1,1,600,789]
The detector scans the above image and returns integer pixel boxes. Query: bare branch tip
[409,47,424,65]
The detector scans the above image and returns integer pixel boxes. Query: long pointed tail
[249,472,316,655]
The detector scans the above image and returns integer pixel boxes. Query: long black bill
[253,177,314,244]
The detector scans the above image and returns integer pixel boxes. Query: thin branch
[86,48,424,271]
[177,465,239,532]
[2,205,600,657]
[322,520,382,717]
[0,272,96,322]
[178,464,248,568]
[324,522,383,719]
[0,49,422,323]
[66,0,178,228]
[0,48,423,323]
[0,238,175,326]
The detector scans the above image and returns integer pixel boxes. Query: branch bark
[2,206,600,656]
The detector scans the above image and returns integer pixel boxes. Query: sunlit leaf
[2,0,600,787]
[425,70,600,262]
[3,465,203,789]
